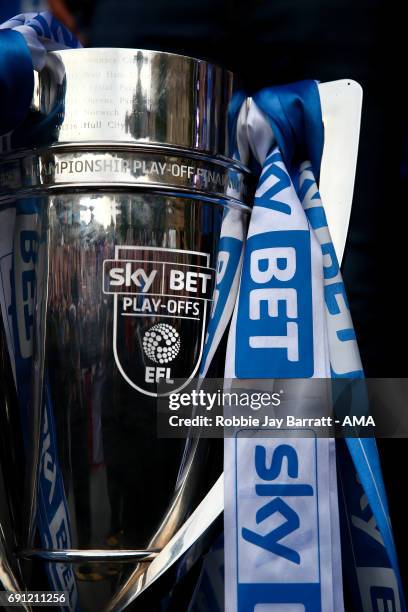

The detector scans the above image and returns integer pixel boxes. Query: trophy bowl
[0,48,252,610]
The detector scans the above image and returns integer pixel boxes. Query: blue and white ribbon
[0,11,80,71]
[198,81,405,611]
[224,141,343,611]
[0,10,81,149]
[299,160,405,611]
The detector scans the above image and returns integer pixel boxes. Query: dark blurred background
[1,0,407,587]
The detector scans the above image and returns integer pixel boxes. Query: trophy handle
[318,79,363,264]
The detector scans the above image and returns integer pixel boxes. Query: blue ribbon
[253,80,324,182]
[0,29,33,135]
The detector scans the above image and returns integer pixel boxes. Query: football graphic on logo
[142,323,181,364]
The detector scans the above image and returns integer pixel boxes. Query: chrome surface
[108,474,224,611]
[0,148,251,208]
[0,328,29,610]
[25,190,234,571]
[31,48,234,157]
[20,549,159,562]
[0,520,27,605]
[0,47,250,611]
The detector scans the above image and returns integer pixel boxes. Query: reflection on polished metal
[109,473,224,611]
[21,549,159,562]
[0,148,251,209]
[31,48,235,155]
[0,524,28,610]
[0,323,30,610]
[0,48,251,611]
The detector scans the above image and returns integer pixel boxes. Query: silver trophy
[0,48,251,610]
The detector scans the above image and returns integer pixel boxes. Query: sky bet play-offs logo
[103,246,214,396]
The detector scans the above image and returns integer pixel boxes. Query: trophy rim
[28,46,237,160]
[51,46,234,80]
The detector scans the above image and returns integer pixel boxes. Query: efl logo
[236,231,313,377]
